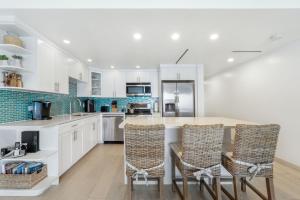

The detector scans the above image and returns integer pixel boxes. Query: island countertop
[119,116,258,129]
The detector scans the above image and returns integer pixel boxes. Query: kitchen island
[120,116,258,184]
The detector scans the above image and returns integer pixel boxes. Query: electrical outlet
[28,105,33,111]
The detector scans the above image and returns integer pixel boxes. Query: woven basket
[0,165,47,189]
[3,35,23,47]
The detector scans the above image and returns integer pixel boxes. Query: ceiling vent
[232,50,262,53]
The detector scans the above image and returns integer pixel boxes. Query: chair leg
[241,177,247,192]
[199,177,204,191]
[171,152,176,192]
[127,176,132,200]
[214,177,222,200]
[183,176,189,200]
[266,177,276,200]
[159,177,164,200]
[233,175,241,200]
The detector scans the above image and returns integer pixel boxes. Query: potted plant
[11,55,23,67]
[0,55,9,66]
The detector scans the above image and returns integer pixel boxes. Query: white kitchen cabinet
[54,50,69,94]
[160,65,197,81]
[36,41,55,93]
[101,70,126,97]
[58,116,99,176]
[59,130,73,175]
[69,61,88,82]
[71,127,83,164]
[37,39,70,94]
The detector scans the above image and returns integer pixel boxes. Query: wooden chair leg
[159,177,164,200]
[183,176,189,200]
[241,177,247,192]
[266,177,276,200]
[233,175,241,200]
[214,177,222,200]
[127,176,132,200]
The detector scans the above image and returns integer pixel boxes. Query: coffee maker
[84,99,96,112]
[32,101,52,120]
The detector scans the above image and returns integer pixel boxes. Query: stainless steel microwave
[126,82,152,97]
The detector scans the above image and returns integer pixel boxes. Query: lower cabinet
[59,116,99,176]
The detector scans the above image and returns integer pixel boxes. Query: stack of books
[1,161,44,175]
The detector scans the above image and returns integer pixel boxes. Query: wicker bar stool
[222,124,280,200]
[170,124,224,200]
[124,124,165,200]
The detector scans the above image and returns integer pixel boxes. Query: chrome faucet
[76,98,82,113]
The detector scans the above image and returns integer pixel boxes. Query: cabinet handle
[93,123,96,130]
[73,131,76,141]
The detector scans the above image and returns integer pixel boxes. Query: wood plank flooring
[1,144,300,200]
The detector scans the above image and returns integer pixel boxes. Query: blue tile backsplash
[0,77,158,124]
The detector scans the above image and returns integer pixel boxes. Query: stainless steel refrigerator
[162,80,195,117]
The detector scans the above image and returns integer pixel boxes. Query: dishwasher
[102,114,124,144]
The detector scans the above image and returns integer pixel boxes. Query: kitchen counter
[0,113,100,128]
[119,116,258,129]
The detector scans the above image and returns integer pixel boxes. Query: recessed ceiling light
[110,65,115,69]
[171,33,180,40]
[133,33,142,40]
[87,59,93,63]
[136,65,141,69]
[63,39,71,44]
[67,58,73,62]
[37,39,44,44]
[209,33,219,40]
[227,58,235,63]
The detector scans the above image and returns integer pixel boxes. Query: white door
[160,67,178,80]
[114,70,126,97]
[71,127,83,163]
[101,71,116,97]
[177,66,197,80]
[59,131,73,175]
[125,70,140,82]
[54,50,69,94]
[37,41,55,92]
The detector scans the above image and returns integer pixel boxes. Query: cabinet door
[138,71,152,82]
[114,70,126,97]
[54,50,69,94]
[150,71,159,97]
[59,131,73,175]
[177,66,197,80]
[160,67,178,80]
[91,71,102,96]
[37,41,55,92]
[125,71,140,82]
[71,127,83,164]
[101,71,115,97]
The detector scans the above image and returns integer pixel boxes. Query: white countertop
[0,112,124,128]
[119,116,258,129]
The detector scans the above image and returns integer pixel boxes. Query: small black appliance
[32,100,52,120]
[101,105,110,112]
[21,131,39,153]
[84,99,96,112]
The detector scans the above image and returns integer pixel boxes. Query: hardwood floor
[1,144,300,200]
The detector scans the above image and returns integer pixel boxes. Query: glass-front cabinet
[91,72,101,96]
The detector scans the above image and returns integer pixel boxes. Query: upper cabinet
[69,61,88,83]
[101,70,126,98]
[160,64,197,81]
[36,40,69,94]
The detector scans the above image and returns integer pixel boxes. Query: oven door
[126,85,145,96]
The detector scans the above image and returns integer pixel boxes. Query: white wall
[205,40,300,167]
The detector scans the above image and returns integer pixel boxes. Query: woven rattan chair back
[125,124,165,170]
[181,124,224,169]
[232,124,280,164]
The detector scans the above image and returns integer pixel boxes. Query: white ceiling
[1,9,300,77]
